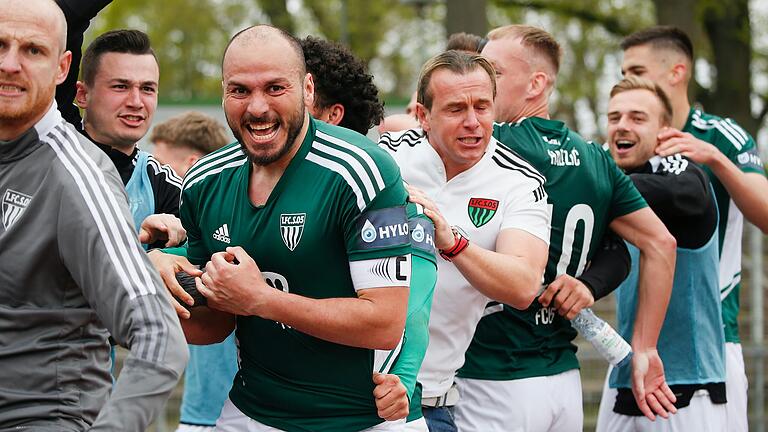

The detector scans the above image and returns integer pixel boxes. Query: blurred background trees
[88,0,767,141]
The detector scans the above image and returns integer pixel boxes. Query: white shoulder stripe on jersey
[726,119,749,141]
[714,121,743,150]
[51,126,164,361]
[719,120,746,145]
[183,145,243,187]
[316,130,386,190]
[182,157,248,192]
[312,141,378,203]
[306,152,367,210]
[147,158,183,188]
[49,126,157,299]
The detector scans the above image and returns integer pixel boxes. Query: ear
[55,51,72,86]
[415,102,430,133]
[669,62,688,87]
[325,104,345,126]
[527,71,549,99]
[185,153,201,172]
[303,73,315,107]
[75,81,89,109]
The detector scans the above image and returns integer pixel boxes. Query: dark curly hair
[301,36,384,135]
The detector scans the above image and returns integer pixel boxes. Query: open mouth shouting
[457,135,483,147]
[245,121,280,142]
[613,139,636,155]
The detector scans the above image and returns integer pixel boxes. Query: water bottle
[571,308,632,368]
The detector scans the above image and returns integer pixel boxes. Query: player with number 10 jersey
[458,117,647,400]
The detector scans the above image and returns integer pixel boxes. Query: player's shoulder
[144,153,183,190]
[181,141,247,193]
[311,120,401,177]
[686,108,753,151]
[488,138,546,194]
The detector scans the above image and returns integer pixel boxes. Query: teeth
[248,123,276,132]
[124,115,141,121]
[458,137,479,144]
[0,85,22,92]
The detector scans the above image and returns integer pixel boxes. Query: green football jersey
[180,118,410,431]
[459,117,647,380]
[682,108,765,343]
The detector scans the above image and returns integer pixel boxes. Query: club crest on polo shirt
[468,197,498,228]
[280,213,306,251]
[2,189,32,230]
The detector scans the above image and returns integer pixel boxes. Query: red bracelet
[440,226,470,261]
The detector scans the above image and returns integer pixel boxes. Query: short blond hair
[487,25,562,74]
[417,50,496,110]
[610,76,673,125]
[150,111,229,155]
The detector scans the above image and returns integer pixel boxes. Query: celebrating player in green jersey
[151,26,412,432]
[618,27,768,431]
[455,25,678,431]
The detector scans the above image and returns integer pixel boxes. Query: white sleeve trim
[349,255,411,291]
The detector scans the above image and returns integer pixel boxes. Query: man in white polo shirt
[380,49,550,432]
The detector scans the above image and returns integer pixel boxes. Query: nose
[246,93,269,117]
[125,87,143,109]
[0,45,22,74]
[463,108,480,129]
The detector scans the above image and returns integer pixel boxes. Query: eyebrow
[109,78,158,87]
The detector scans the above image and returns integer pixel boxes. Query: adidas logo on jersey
[213,224,231,244]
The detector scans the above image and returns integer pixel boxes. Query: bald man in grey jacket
[0,1,188,430]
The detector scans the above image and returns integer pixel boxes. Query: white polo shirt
[379,130,550,398]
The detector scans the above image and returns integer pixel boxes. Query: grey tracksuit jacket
[0,103,188,431]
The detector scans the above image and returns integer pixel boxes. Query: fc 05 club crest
[467,198,498,228]
[280,213,306,251]
[2,189,32,230]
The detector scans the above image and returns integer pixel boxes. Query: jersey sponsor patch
[355,206,409,250]
[2,189,32,230]
[280,213,306,251]
[409,218,436,255]
[736,148,764,170]
[467,198,498,228]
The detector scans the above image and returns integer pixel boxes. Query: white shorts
[403,416,428,432]
[215,398,405,432]
[596,368,727,432]
[176,425,215,432]
[725,342,748,432]
[454,369,583,432]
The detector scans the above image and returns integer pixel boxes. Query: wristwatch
[439,225,470,261]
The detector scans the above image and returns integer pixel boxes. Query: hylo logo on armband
[280,213,306,251]
[468,198,498,228]
[356,207,409,249]
[2,189,32,230]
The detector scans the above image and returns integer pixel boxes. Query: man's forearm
[255,287,409,350]
[610,209,676,350]
[708,152,768,233]
[452,242,544,309]
[632,244,675,350]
